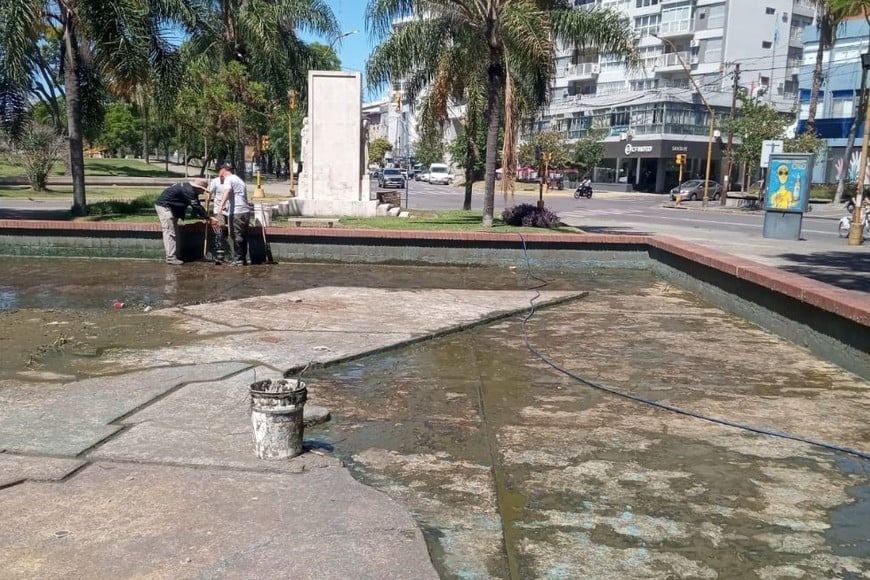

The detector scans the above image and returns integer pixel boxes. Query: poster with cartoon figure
[765,154,813,213]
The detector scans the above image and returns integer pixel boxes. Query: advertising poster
[765,154,812,213]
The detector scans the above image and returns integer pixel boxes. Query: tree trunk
[62,14,87,216]
[482,49,504,228]
[463,123,476,210]
[805,23,827,134]
[141,97,150,163]
[836,111,861,203]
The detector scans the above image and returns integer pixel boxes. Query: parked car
[416,171,430,182]
[428,163,453,185]
[669,180,722,201]
[379,167,406,189]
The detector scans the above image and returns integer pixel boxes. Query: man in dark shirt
[154,179,213,265]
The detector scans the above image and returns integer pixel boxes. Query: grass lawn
[339,209,579,233]
[0,156,183,178]
[77,207,581,233]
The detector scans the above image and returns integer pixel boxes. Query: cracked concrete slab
[0,456,85,488]
[0,461,438,579]
[97,288,583,373]
[0,363,249,455]
[91,367,339,472]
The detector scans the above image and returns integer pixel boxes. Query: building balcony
[557,62,601,80]
[654,52,695,72]
[657,20,694,38]
[792,0,817,17]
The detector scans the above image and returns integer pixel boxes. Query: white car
[416,171,430,183]
[428,163,453,185]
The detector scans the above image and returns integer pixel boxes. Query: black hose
[515,234,870,462]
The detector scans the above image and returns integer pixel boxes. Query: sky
[299,0,383,101]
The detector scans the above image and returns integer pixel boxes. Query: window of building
[707,5,725,28]
[598,81,627,95]
[630,79,658,91]
[831,94,855,118]
[634,14,661,37]
[636,0,659,7]
[704,38,722,63]
[765,7,775,15]
[762,41,772,49]
[660,4,693,35]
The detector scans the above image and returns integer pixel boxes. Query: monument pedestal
[294,71,376,217]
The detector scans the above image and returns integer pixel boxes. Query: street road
[386,178,868,293]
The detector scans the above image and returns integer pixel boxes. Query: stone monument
[291,71,375,217]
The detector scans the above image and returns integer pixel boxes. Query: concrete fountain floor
[0,257,868,579]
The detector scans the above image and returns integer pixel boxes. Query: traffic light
[288,90,297,110]
[261,135,270,151]
[534,145,542,164]
[675,153,686,165]
[394,91,403,109]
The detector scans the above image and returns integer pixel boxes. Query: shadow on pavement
[778,251,870,293]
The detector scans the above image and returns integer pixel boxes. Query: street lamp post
[654,35,716,208]
[849,51,870,246]
[329,30,359,50]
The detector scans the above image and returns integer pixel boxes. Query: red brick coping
[1,219,866,327]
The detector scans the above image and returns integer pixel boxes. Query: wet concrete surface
[0,257,868,578]
[308,279,870,579]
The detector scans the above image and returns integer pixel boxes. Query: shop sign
[624,143,654,155]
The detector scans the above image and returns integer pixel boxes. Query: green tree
[0,0,198,215]
[572,129,606,176]
[518,130,570,169]
[17,125,66,191]
[366,1,636,226]
[369,137,393,165]
[97,103,142,156]
[721,95,793,186]
[175,59,268,175]
[414,127,444,167]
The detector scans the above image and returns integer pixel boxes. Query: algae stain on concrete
[308,275,869,579]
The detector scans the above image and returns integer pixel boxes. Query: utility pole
[722,63,740,206]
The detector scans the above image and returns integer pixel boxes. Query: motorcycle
[838,209,869,239]
[574,181,593,199]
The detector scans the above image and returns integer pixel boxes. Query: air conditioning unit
[690,39,699,48]
[591,64,601,75]
[690,55,700,65]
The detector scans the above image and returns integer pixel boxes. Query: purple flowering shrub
[501,204,561,228]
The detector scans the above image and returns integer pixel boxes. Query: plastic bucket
[250,379,307,459]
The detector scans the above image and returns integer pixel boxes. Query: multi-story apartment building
[797,17,869,184]
[540,0,816,192]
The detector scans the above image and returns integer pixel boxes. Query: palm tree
[806,1,851,134]
[828,0,870,201]
[367,0,635,226]
[182,0,338,174]
[189,0,338,100]
[1,0,201,215]
[367,13,489,210]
